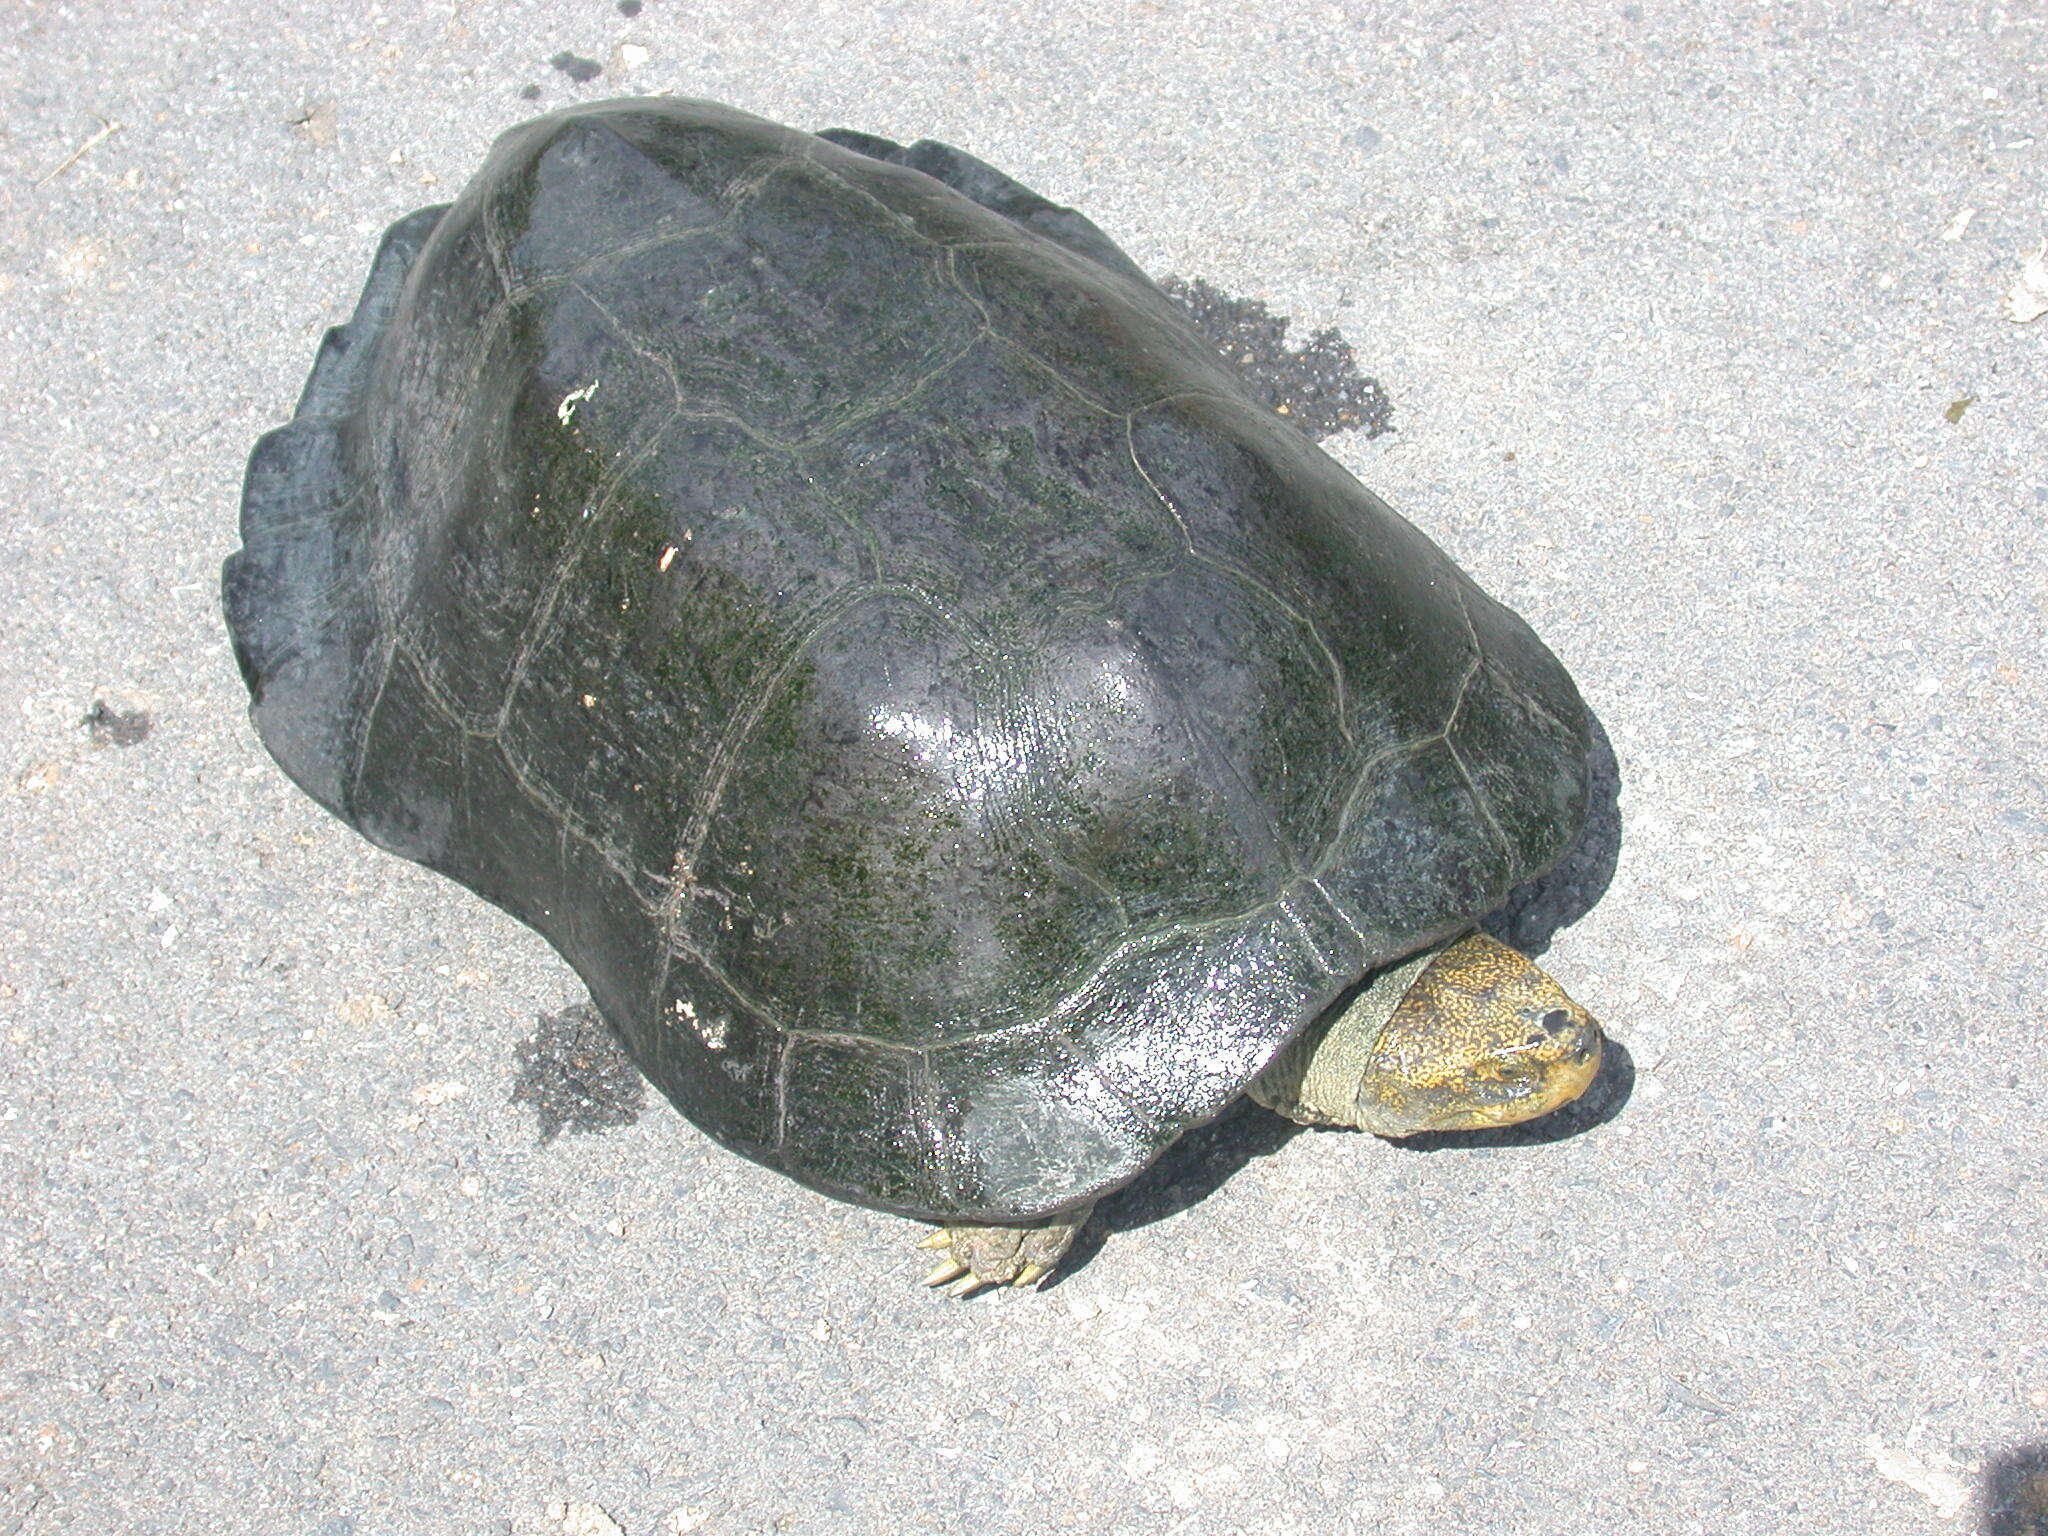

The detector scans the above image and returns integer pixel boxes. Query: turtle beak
[1460,1005,1603,1129]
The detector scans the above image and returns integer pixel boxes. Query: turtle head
[1349,932,1604,1135]
[1249,932,1604,1136]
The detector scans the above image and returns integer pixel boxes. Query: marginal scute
[651,961,780,1151]
[1313,739,1515,961]
[226,206,448,816]
[1075,895,1344,1130]
[926,1030,1154,1212]
[776,1034,944,1210]
[1445,654,1591,871]
[223,98,1591,1224]
[951,237,1246,416]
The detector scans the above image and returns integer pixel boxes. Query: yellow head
[1249,932,1604,1135]
[1350,932,1603,1135]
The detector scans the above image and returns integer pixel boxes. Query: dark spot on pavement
[1160,275,1393,441]
[519,83,543,101]
[84,698,152,747]
[511,1002,645,1143]
[549,51,604,84]
[1982,1442,2048,1536]
[292,100,339,150]
[618,0,642,13]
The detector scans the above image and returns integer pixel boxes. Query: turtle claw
[912,1202,1095,1296]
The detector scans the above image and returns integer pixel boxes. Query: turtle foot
[916,1203,1095,1296]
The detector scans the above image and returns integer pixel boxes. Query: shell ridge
[388,630,500,738]
[566,277,689,413]
[1307,734,1439,883]
[770,1030,793,1153]
[1438,580,1512,862]
[1015,821,1133,938]
[1481,652,1581,741]
[779,1024,923,1055]
[494,405,685,734]
[476,186,520,302]
[343,629,403,820]
[1304,564,1490,890]
[669,580,883,878]
[908,1053,961,1207]
[544,219,745,290]
[1276,890,1336,974]
[782,457,888,581]
[937,243,997,332]
[488,728,666,906]
[867,894,1291,1048]
[1124,405,1355,746]
[1304,876,1371,963]
[1053,1033,1166,1136]
[661,937,792,1035]
[986,329,1128,419]
[789,326,991,451]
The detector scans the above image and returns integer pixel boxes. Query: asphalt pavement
[2,3,2045,1533]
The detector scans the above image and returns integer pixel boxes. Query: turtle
[223,98,1604,1295]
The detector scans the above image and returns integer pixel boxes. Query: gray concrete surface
[3,3,2045,1532]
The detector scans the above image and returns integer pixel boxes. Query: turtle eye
[1539,1008,1575,1037]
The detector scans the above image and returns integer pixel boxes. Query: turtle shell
[224,98,1589,1222]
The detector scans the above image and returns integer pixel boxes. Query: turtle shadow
[1480,711,1623,959]
[1055,1040,1632,1282]
[1052,1099,1304,1281]
[1982,1444,2048,1536]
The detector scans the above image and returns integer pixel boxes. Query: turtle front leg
[917,1204,1094,1296]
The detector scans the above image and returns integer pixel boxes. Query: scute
[224,98,1590,1223]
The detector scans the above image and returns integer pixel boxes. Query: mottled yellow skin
[1250,932,1604,1135]
[923,932,1604,1290]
